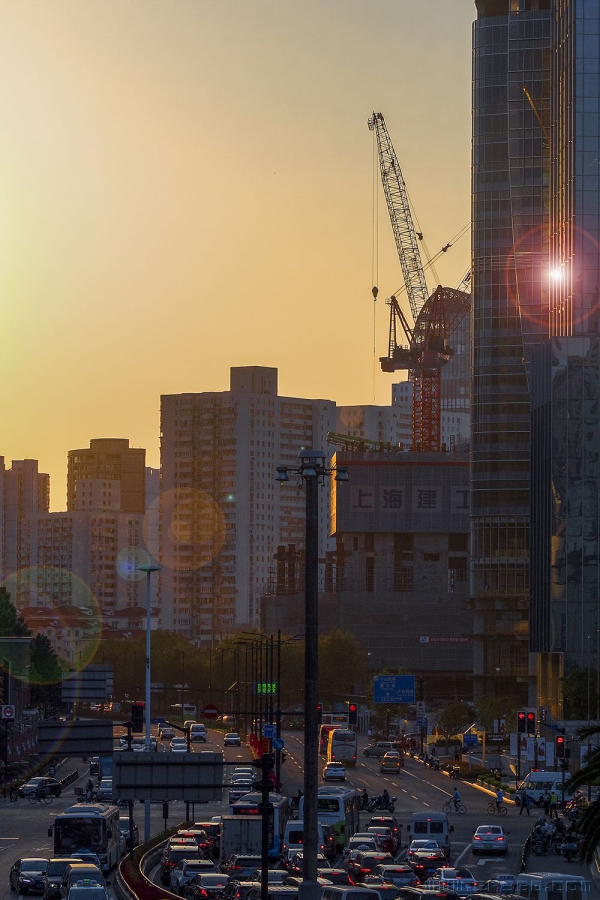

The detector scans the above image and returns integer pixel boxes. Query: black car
[222,881,262,900]
[222,856,263,879]
[42,858,81,899]
[18,777,62,798]
[287,852,329,878]
[348,852,394,882]
[118,816,139,850]
[316,869,355,886]
[89,757,100,776]
[182,874,231,900]
[9,858,49,895]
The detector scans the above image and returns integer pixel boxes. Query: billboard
[373,674,416,704]
[113,750,224,802]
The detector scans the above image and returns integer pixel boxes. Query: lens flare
[116,546,152,581]
[144,488,226,571]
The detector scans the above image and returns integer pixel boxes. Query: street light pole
[137,563,161,843]
[276,451,348,900]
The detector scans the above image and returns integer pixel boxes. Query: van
[189,723,207,743]
[406,812,452,855]
[282,820,328,862]
[515,873,592,900]
[60,864,106,898]
[517,771,571,805]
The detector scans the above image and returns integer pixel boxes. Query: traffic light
[317,703,323,725]
[131,701,144,734]
[517,710,526,734]
[556,734,565,758]
[526,711,536,735]
[348,702,358,725]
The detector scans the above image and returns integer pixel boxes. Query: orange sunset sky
[0,1,474,509]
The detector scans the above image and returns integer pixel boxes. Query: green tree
[29,634,63,716]
[437,701,473,752]
[475,696,520,732]
[0,587,31,637]
[563,724,600,862]
[561,669,598,720]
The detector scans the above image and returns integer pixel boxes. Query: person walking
[519,790,531,815]
[542,789,551,816]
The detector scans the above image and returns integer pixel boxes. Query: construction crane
[369,111,469,452]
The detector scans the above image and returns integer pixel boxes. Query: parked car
[9,858,49,895]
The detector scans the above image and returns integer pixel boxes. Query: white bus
[516,873,592,900]
[49,802,121,872]
[299,786,361,850]
[327,729,358,767]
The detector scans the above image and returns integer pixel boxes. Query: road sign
[416,716,428,728]
[1,704,15,720]
[113,750,223,802]
[373,674,416,704]
[272,737,285,751]
[262,723,277,739]
[203,704,218,719]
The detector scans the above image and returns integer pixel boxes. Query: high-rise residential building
[67,438,146,514]
[530,0,600,714]
[159,366,336,641]
[471,0,552,704]
[1,459,50,603]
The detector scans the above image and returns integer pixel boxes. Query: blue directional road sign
[272,737,285,751]
[262,723,277,739]
[416,716,428,728]
[373,674,416,704]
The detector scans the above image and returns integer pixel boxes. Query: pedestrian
[542,789,551,816]
[550,790,558,819]
[368,727,373,740]
[519,790,531,815]
[431,745,436,757]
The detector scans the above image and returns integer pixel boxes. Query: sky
[0,1,474,510]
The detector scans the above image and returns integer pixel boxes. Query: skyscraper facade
[471,0,552,703]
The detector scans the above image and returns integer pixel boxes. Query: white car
[471,824,509,855]
[427,867,480,894]
[224,733,242,746]
[170,737,188,753]
[322,762,346,781]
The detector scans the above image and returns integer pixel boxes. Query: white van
[406,812,452,854]
[517,771,571,804]
[515,873,591,900]
[282,820,328,861]
[189,723,207,743]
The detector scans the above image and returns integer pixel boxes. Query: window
[423,553,440,562]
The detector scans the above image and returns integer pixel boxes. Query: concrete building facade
[67,438,146,514]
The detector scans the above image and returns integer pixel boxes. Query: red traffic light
[526,711,536,734]
[517,710,526,734]
[348,702,358,725]
[556,735,565,758]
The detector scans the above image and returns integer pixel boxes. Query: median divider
[114,822,187,900]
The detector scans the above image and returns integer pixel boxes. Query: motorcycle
[367,796,397,813]
[556,839,579,861]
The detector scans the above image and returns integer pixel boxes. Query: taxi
[380,751,403,773]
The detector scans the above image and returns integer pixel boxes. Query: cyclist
[495,786,504,813]
[452,787,462,811]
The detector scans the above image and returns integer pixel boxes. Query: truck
[220,815,263,862]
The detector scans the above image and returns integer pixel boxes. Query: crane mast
[368,111,430,322]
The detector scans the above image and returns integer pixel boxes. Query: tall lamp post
[137,562,161,842]
[276,451,348,900]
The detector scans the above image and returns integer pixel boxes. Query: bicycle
[29,789,53,805]
[487,801,508,816]
[442,799,466,814]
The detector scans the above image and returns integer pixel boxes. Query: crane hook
[372,286,379,302]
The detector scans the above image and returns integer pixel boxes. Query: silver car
[471,824,509,855]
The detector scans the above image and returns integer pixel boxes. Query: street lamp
[137,562,161,842]
[276,450,348,900]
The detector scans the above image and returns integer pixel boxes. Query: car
[9,858,49,895]
[96,778,113,801]
[286,852,329,878]
[171,737,188,753]
[18,777,62,797]
[177,829,213,857]
[479,877,517,895]
[372,865,420,888]
[221,881,262,900]
[193,821,222,858]
[171,860,219,894]
[249,871,288,885]
[224,733,242,746]
[65,881,109,900]
[366,827,396,854]
[316,869,355,886]
[159,724,176,740]
[397,888,461,900]
[183,873,231,899]
[160,848,203,885]
[222,856,263,879]
[427,868,480,895]
[471,825,508,855]
[323,762,346,781]
[71,853,102,870]
[228,781,254,803]
[246,887,300,900]
[89,757,100,776]
[118,816,139,851]
[406,840,444,862]
[342,837,379,860]
[367,816,401,850]
[363,877,404,900]
[380,752,403,773]
[347,851,394,882]
[363,742,395,758]
[43,858,82,900]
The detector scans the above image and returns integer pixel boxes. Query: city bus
[48,802,121,872]
[327,729,358,767]
[299,786,361,850]
[319,724,340,755]
[230,791,289,859]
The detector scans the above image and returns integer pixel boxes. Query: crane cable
[390,222,471,304]
[406,188,440,287]
[371,126,379,402]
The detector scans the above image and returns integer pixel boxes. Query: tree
[563,724,600,862]
[29,634,63,716]
[319,629,366,706]
[475,696,520,733]
[0,587,31,637]
[437,701,473,752]
[561,669,598,720]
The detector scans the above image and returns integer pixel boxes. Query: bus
[229,791,289,859]
[515,873,592,900]
[322,713,349,727]
[319,724,340,755]
[48,802,121,872]
[299,786,361,850]
[327,729,358,767]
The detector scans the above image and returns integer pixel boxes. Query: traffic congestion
[0,718,595,900]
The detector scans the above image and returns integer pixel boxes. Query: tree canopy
[0,587,31,637]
